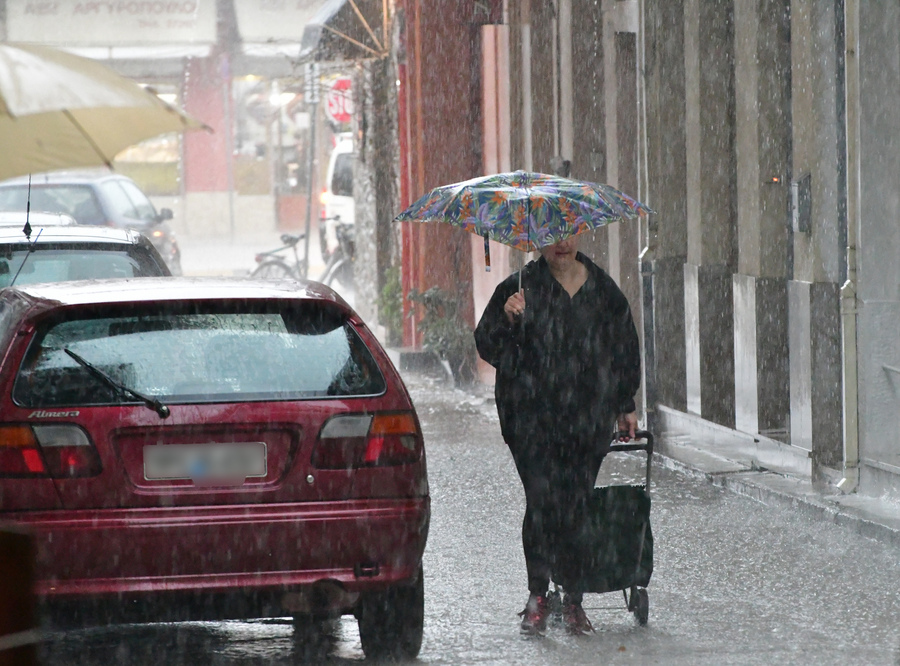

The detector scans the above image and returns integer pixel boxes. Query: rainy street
[3,2,900,665]
[35,363,900,666]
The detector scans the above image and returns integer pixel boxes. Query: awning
[300,0,391,62]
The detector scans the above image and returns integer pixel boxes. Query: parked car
[0,225,171,288]
[0,171,182,275]
[319,134,354,262]
[0,277,429,660]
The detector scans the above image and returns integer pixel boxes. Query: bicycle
[250,231,309,280]
[319,219,355,291]
[250,216,354,291]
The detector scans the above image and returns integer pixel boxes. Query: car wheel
[357,564,424,660]
[250,259,296,279]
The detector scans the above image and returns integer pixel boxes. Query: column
[789,0,847,479]
[683,0,736,427]
[645,0,688,413]
[733,0,792,439]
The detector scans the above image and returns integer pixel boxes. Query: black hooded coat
[474,252,641,454]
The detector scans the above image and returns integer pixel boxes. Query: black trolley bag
[550,430,654,626]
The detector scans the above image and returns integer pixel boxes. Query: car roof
[0,211,76,226]
[6,277,348,310]
[0,225,145,245]
[0,170,126,187]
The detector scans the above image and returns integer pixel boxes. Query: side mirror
[157,208,174,222]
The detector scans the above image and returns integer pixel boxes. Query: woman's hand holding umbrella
[504,290,525,325]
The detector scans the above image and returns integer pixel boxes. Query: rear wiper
[63,348,170,419]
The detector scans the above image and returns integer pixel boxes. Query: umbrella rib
[62,109,114,169]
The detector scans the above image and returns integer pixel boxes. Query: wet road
[38,367,900,665]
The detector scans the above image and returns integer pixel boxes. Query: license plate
[143,442,267,483]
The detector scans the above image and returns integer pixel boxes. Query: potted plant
[407,285,476,385]
[377,266,403,347]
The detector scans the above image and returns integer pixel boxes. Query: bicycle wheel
[250,259,295,279]
[322,257,354,292]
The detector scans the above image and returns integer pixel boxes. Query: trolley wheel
[632,587,649,626]
[251,259,300,280]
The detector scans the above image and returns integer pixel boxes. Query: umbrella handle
[516,273,525,340]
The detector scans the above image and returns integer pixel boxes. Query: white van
[320,134,354,261]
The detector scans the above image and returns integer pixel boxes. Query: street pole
[303,62,320,279]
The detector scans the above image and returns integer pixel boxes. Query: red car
[0,277,429,659]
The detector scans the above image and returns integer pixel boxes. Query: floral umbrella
[394,170,654,273]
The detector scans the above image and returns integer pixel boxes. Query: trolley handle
[609,429,654,452]
[609,430,654,489]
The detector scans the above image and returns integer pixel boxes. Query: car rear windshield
[0,246,167,287]
[331,153,354,197]
[0,185,104,225]
[13,301,386,407]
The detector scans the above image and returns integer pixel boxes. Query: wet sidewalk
[652,411,900,547]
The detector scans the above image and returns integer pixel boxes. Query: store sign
[7,0,217,46]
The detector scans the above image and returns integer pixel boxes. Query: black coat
[473,253,641,451]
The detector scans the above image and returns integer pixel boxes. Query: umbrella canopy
[0,42,208,181]
[394,170,654,269]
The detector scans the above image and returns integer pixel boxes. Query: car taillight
[320,189,331,207]
[0,426,44,475]
[365,413,421,465]
[312,412,423,469]
[0,424,101,478]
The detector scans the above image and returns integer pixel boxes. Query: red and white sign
[325,77,353,125]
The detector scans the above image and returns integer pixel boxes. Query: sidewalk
[397,350,900,548]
